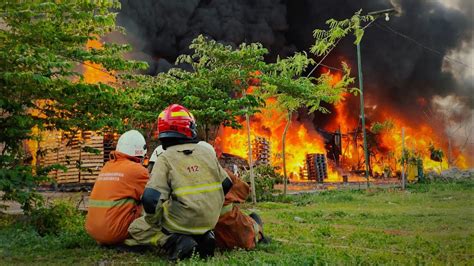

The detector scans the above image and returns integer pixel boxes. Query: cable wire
[374,22,472,69]
[319,63,345,73]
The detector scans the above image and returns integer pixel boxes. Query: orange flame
[216,68,470,182]
[27,39,114,170]
[84,39,115,84]
[215,100,343,181]
[216,69,346,182]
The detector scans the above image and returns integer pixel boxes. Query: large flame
[27,39,114,170]
[215,98,343,181]
[84,39,116,84]
[216,68,346,182]
[216,68,469,182]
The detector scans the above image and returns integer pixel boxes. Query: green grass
[1,180,473,265]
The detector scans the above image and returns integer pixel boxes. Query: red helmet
[157,104,197,139]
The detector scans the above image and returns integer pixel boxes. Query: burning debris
[215,67,471,183]
[23,1,472,189]
[253,137,271,166]
[115,0,473,183]
[305,154,328,183]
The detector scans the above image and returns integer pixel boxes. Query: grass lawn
[1,180,473,265]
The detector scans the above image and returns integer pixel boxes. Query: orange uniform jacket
[215,170,261,249]
[85,151,149,245]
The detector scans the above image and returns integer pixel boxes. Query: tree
[311,10,374,57]
[129,35,267,140]
[130,35,268,203]
[174,35,267,141]
[260,54,355,195]
[252,11,375,195]
[0,1,146,211]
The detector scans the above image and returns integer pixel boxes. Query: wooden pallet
[39,131,105,185]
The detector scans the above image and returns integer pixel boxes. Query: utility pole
[356,42,370,189]
[243,87,256,204]
[246,113,257,203]
[401,127,406,190]
[357,8,397,189]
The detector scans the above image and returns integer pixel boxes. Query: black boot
[249,212,263,226]
[193,230,216,259]
[249,212,271,244]
[111,244,153,253]
[164,234,198,261]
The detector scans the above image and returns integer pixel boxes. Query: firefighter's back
[86,152,148,245]
[158,143,226,235]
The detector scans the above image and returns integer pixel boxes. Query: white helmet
[116,130,147,157]
[149,145,164,163]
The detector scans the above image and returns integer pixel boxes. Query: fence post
[401,127,406,190]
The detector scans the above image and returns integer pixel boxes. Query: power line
[307,19,472,76]
[319,63,345,73]
[374,22,473,69]
[306,38,342,77]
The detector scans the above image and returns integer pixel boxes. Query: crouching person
[85,130,149,245]
[215,169,269,250]
[148,142,268,250]
[125,104,232,261]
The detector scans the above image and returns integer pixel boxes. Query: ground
[0,180,472,265]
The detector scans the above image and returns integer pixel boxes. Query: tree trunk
[246,112,257,204]
[447,137,452,168]
[282,111,292,196]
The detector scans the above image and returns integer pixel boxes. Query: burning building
[115,0,472,181]
[31,40,120,189]
[29,1,472,186]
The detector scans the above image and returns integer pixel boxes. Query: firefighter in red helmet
[125,104,232,261]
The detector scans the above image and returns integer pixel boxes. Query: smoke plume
[117,0,473,145]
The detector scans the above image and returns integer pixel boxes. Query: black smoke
[118,0,294,72]
[117,0,473,125]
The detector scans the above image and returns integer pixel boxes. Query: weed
[0,181,472,264]
[29,199,83,236]
[315,224,332,237]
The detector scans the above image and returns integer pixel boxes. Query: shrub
[29,200,84,236]
[242,165,283,201]
[0,164,61,213]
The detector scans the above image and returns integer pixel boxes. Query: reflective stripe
[171,111,190,117]
[173,182,222,197]
[88,198,136,208]
[150,233,162,246]
[220,203,233,216]
[159,112,165,118]
[162,204,211,234]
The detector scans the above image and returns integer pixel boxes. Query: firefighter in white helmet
[86,130,149,245]
[125,104,232,261]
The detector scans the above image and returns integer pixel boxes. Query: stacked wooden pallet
[79,131,104,184]
[299,164,308,180]
[103,133,119,163]
[306,153,328,183]
[40,131,104,185]
[252,136,271,166]
[57,132,81,184]
[40,131,62,181]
